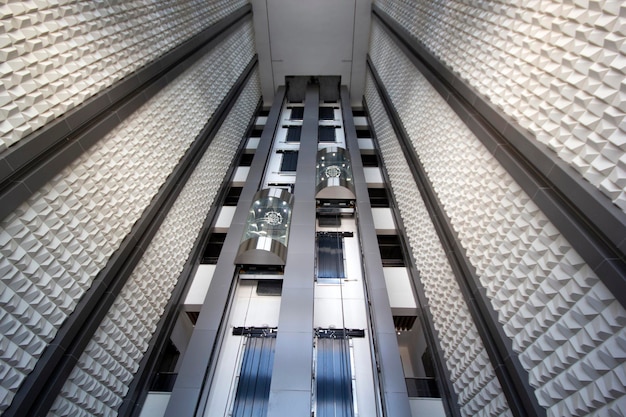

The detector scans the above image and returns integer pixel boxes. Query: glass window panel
[317,233,345,279]
[318,126,336,142]
[286,126,302,142]
[290,107,304,119]
[319,107,335,120]
[280,151,298,172]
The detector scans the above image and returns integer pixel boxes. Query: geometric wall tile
[374,0,626,212]
[365,72,514,417]
[0,0,246,151]
[0,19,255,414]
[47,64,262,417]
[369,17,626,417]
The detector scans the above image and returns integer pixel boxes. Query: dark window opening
[319,107,335,120]
[149,339,179,392]
[356,128,371,138]
[224,187,243,206]
[186,311,199,325]
[405,378,440,398]
[361,154,378,167]
[352,109,366,117]
[259,108,270,117]
[256,280,283,296]
[317,233,345,279]
[286,126,301,142]
[422,346,436,378]
[238,153,254,167]
[201,232,227,264]
[318,126,336,142]
[280,151,299,172]
[290,107,304,119]
[251,128,263,137]
[368,188,390,208]
[377,234,405,267]
[318,215,342,227]
[393,315,417,332]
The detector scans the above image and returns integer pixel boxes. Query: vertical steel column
[341,86,412,416]
[164,87,287,417]
[266,84,319,416]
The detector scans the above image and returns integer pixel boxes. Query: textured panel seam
[2,55,259,417]
[371,5,626,310]
[366,60,545,417]
[162,87,287,417]
[117,94,263,417]
[360,95,463,417]
[343,87,431,417]
[0,4,253,221]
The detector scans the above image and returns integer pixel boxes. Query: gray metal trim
[0,5,253,222]
[2,50,259,417]
[366,61,544,417]
[371,6,626,309]
[235,236,288,265]
[164,87,287,417]
[315,177,356,200]
[266,84,320,417]
[252,187,295,204]
[341,87,412,417]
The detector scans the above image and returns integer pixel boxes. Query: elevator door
[232,335,276,417]
[316,336,354,417]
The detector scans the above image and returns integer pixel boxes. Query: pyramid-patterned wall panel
[369,20,626,417]
[0,21,255,413]
[0,0,246,151]
[374,0,626,211]
[365,75,512,417]
[47,70,261,417]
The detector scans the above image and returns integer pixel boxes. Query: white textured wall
[0,20,256,413]
[48,69,262,417]
[375,0,626,211]
[365,75,512,417]
[0,0,247,151]
[368,19,626,417]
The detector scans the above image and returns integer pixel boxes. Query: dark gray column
[164,87,286,417]
[266,84,319,416]
[341,87,412,416]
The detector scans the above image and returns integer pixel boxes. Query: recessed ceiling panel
[268,0,354,64]
[252,0,371,106]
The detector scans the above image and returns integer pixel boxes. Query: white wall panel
[383,267,417,310]
[372,207,395,234]
[184,265,217,307]
[214,206,237,233]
